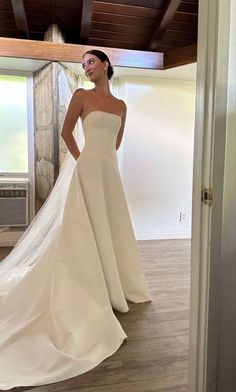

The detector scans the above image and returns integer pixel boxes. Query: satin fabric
[0,111,150,390]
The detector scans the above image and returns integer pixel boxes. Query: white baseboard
[0,231,24,247]
[135,229,191,240]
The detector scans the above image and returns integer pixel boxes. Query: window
[0,74,29,174]
[0,72,35,222]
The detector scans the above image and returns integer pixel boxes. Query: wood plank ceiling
[0,0,198,69]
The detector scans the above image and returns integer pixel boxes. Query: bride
[0,49,150,390]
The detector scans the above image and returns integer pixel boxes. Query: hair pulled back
[82,49,114,80]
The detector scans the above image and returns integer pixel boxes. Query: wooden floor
[0,239,191,392]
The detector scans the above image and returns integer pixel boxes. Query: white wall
[118,77,196,240]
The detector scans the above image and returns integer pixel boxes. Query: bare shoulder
[69,88,86,104]
[73,88,86,99]
[69,88,87,112]
[118,99,127,117]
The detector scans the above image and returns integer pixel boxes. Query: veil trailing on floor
[0,76,121,298]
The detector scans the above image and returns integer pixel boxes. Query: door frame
[189,0,232,391]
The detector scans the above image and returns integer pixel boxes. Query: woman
[61,50,127,160]
[0,50,150,390]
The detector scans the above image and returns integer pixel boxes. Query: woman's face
[82,54,108,82]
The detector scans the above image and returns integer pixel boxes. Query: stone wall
[34,62,78,211]
[33,24,79,212]
[34,63,55,212]
[57,64,78,168]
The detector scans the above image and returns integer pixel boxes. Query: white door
[189,0,236,391]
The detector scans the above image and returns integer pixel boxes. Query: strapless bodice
[81,111,121,156]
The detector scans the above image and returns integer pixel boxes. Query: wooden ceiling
[0,0,198,69]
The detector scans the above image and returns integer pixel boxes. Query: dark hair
[82,49,114,80]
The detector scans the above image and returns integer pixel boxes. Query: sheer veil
[0,148,77,294]
[0,71,81,293]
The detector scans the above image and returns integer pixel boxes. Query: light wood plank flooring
[0,239,191,392]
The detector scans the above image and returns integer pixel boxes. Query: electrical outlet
[179,212,187,222]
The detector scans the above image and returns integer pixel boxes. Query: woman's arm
[61,89,84,161]
[116,101,127,150]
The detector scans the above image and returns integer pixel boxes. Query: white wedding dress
[0,111,150,390]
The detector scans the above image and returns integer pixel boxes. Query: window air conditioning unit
[0,178,29,227]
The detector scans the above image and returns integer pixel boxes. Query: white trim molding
[189,0,233,391]
[135,230,191,241]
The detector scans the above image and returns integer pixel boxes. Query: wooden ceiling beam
[11,0,29,39]
[164,43,197,69]
[80,0,94,44]
[0,37,164,69]
[148,0,182,50]
[93,2,159,18]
